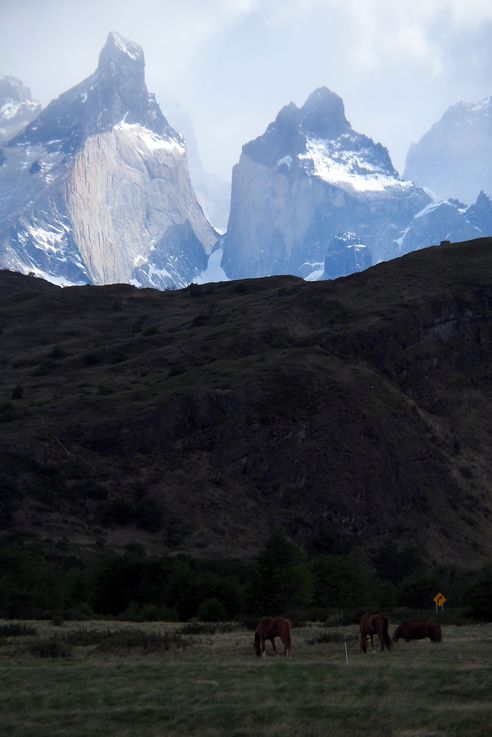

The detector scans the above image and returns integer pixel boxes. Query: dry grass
[0,619,491,736]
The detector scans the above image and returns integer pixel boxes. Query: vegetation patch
[58,628,112,646]
[0,623,37,638]
[181,622,239,635]
[27,638,72,658]
[92,629,191,655]
[304,629,348,644]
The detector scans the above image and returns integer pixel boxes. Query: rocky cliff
[221,88,430,280]
[0,32,216,288]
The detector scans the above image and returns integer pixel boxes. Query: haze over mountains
[0,32,490,290]
[405,97,492,205]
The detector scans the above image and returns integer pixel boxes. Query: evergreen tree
[245,528,313,616]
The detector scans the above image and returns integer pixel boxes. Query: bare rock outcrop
[0,33,216,288]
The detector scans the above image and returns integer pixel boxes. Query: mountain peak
[8,31,174,152]
[98,32,145,75]
[300,87,349,138]
[0,76,41,143]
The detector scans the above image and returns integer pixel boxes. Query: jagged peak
[99,31,144,67]
[7,31,178,152]
[243,86,397,181]
[97,32,145,88]
[301,87,345,117]
[300,87,349,139]
[275,101,299,121]
[0,76,35,102]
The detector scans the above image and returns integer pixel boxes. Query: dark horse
[254,617,292,657]
[393,621,442,643]
[359,612,392,653]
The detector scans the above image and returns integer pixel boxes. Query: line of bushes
[0,531,491,622]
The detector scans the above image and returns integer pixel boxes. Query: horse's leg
[284,635,292,657]
[370,634,375,651]
[261,637,266,657]
[378,630,385,652]
[270,637,278,656]
[280,635,290,658]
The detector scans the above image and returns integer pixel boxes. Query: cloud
[262,0,492,77]
[0,0,490,178]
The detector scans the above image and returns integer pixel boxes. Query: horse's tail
[382,616,392,650]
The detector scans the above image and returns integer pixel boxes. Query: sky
[0,0,491,180]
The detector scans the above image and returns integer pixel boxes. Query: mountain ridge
[1,237,491,568]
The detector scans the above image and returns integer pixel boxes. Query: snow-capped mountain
[0,77,41,144]
[0,32,216,288]
[221,88,431,280]
[404,97,492,205]
[398,191,492,255]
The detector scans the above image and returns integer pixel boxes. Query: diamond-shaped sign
[433,592,447,607]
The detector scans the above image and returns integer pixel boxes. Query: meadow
[1,618,491,737]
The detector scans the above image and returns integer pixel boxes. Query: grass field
[1,619,491,737]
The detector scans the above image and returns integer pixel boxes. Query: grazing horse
[393,621,442,643]
[254,617,292,657]
[359,612,392,653]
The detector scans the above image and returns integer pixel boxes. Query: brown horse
[254,617,292,657]
[393,621,442,643]
[359,612,392,653]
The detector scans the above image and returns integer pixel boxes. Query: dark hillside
[1,238,491,568]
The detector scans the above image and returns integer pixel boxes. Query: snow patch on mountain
[110,31,143,62]
[114,121,185,155]
[299,136,412,193]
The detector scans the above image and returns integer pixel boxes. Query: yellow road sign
[433,592,447,607]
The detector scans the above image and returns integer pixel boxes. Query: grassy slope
[0,238,492,565]
[0,620,491,737]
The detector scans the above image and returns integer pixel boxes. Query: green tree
[0,543,64,618]
[245,529,313,617]
[398,573,440,609]
[311,554,380,611]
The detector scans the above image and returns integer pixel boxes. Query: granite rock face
[322,232,372,280]
[404,97,492,205]
[221,88,431,281]
[0,33,216,287]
